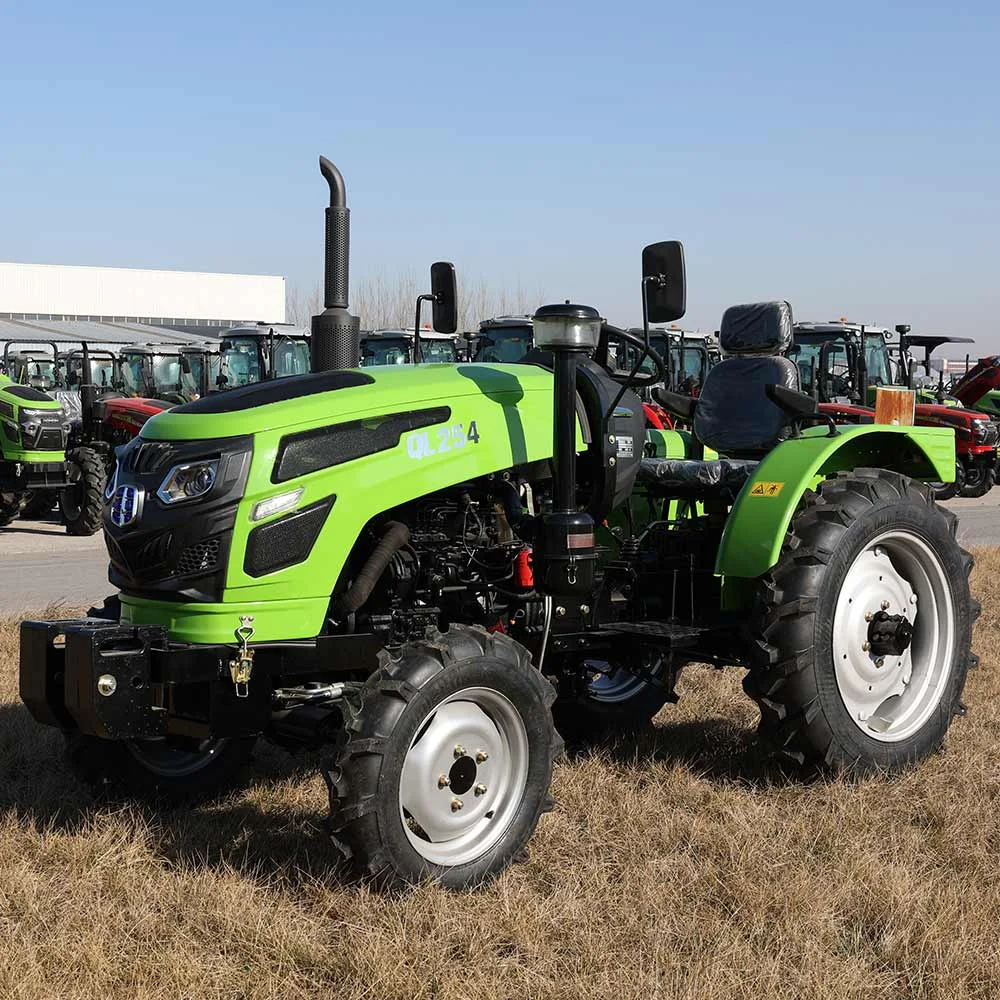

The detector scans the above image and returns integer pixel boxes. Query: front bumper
[0,460,69,491]
[19,618,381,741]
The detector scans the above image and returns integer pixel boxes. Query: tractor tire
[746,469,977,774]
[60,447,106,536]
[65,733,257,804]
[960,463,996,499]
[0,493,22,527]
[931,461,964,502]
[553,655,669,747]
[326,625,562,889]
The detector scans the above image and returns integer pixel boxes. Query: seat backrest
[693,301,799,456]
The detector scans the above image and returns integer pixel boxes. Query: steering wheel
[594,324,667,387]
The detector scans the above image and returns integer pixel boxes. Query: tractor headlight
[972,419,994,444]
[532,303,603,350]
[156,460,219,504]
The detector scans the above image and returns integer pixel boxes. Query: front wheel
[931,460,964,502]
[746,469,977,774]
[960,461,995,498]
[326,626,562,889]
[60,447,106,536]
[65,733,257,803]
[0,492,22,527]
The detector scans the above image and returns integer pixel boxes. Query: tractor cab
[895,332,974,406]
[360,329,459,366]
[118,344,211,403]
[212,324,311,389]
[473,317,535,363]
[3,342,61,391]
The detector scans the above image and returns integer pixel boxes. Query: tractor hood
[139,364,557,441]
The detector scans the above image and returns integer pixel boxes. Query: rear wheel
[326,625,562,888]
[60,447,106,536]
[65,733,256,803]
[746,469,977,773]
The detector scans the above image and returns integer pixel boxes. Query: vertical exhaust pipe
[311,156,361,372]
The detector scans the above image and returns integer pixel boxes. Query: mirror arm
[413,293,434,364]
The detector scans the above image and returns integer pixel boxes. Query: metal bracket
[228,615,256,698]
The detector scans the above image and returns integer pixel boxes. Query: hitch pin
[228,615,256,699]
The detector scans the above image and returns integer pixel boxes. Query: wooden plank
[874,386,916,426]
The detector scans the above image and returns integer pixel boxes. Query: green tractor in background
[20,158,977,889]
[0,372,70,526]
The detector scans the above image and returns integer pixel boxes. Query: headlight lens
[973,419,992,443]
[156,460,219,504]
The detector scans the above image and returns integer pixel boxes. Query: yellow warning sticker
[750,481,784,497]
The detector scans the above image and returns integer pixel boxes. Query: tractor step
[595,621,708,648]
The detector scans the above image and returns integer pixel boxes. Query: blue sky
[1,1,998,344]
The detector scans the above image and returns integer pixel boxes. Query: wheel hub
[867,610,914,657]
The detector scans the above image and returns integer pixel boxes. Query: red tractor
[791,323,997,499]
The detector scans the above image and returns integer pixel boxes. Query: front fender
[715,424,954,579]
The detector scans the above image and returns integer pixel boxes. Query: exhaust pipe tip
[312,155,360,371]
[319,155,347,210]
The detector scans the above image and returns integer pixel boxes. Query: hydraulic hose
[333,521,411,619]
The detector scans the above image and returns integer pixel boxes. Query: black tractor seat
[637,457,758,499]
[639,300,800,502]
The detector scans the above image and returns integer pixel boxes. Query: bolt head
[875,657,885,668]
[450,798,464,812]
[862,642,871,652]
[96,674,117,697]
[858,711,868,721]
[864,612,873,622]
[609,457,616,467]
[475,750,489,763]
[555,606,566,617]
[453,745,465,758]
[580,604,590,615]
[608,435,616,444]
[474,783,488,796]
[881,600,890,611]
[438,774,450,788]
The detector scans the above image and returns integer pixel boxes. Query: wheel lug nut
[450,798,463,812]
[875,658,885,668]
[881,600,890,610]
[862,642,871,652]
[474,783,488,796]
[864,612,873,622]
[475,750,489,763]
[438,774,450,788]
[453,745,465,758]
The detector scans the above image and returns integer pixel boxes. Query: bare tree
[286,274,544,332]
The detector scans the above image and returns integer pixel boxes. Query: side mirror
[642,241,686,324]
[430,261,457,334]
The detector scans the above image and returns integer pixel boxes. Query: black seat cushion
[720,301,793,355]
[637,457,758,498]
[693,355,799,455]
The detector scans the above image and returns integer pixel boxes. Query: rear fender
[715,424,954,581]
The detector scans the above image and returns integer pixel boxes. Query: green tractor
[20,158,977,889]
[0,370,70,526]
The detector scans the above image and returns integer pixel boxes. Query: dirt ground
[0,554,998,999]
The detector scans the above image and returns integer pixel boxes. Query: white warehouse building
[0,261,286,330]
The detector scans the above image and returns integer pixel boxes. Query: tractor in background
[791,322,997,498]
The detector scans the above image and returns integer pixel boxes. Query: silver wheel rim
[833,529,956,743]
[399,686,529,866]
[125,738,229,777]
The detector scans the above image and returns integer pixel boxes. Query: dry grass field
[2,552,1000,999]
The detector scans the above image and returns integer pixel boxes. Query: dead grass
[2,555,1000,999]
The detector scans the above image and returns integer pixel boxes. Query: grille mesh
[176,538,221,576]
